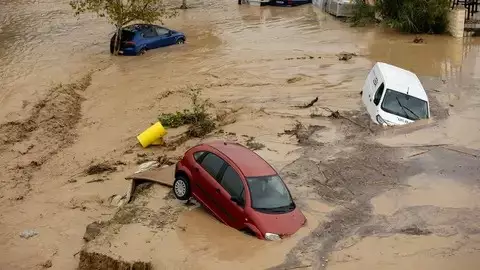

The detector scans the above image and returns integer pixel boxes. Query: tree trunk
[114,26,122,56]
[180,0,187,9]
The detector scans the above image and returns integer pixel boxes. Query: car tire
[173,176,191,200]
[176,38,185,44]
[137,47,146,56]
[110,36,115,54]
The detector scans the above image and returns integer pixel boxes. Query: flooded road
[0,0,480,269]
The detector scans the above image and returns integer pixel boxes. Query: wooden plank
[125,166,175,187]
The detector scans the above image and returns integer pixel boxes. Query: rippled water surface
[1,0,479,121]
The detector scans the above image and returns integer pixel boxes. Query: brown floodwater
[1,0,480,270]
[1,0,480,122]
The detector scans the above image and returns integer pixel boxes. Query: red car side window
[193,151,206,162]
[220,166,244,200]
[200,153,225,179]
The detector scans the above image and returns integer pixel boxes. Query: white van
[362,62,430,126]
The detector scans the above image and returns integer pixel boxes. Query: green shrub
[158,87,216,138]
[378,0,450,33]
[349,0,377,27]
[350,0,450,34]
[159,110,197,128]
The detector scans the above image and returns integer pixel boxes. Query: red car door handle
[215,188,220,193]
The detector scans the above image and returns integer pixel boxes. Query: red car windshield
[246,175,294,213]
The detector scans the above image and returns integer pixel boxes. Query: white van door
[362,68,376,114]
[363,67,383,121]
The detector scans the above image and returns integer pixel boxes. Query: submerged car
[109,24,186,56]
[362,62,430,126]
[173,141,306,240]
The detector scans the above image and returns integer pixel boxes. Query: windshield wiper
[255,207,286,213]
[255,202,295,213]
[396,97,420,120]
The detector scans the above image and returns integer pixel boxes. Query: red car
[173,141,306,240]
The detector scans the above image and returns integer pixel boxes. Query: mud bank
[78,250,152,270]
[0,74,93,201]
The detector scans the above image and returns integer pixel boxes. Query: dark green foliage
[378,0,450,33]
[349,0,377,26]
[351,0,451,34]
[158,110,200,128]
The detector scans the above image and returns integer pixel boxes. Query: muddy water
[0,0,112,122]
[328,234,480,270]
[1,1,479,121]
[1,0,480,270]
[372,173,480,216]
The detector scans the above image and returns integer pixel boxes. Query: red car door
[194,152,231,224]
[215,164,247,229]
[188,151,211,210]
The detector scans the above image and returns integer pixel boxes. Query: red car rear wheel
[173,176,191,200]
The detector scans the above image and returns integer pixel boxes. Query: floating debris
[20,229,39,239]
[85,163,116,175]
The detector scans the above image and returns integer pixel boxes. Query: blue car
[110,24,186,56]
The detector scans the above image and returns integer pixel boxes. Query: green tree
[70,0,177,55]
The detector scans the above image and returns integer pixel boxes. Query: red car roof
[206,141,277,177]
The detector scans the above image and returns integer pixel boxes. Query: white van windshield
[381,89,428,120]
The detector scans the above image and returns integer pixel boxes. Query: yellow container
[137,121,167,148]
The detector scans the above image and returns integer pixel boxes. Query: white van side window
[372,68,378,86]
[373,83,385,105]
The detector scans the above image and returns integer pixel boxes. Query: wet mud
[0,74,92,200]
[78,250,152,270]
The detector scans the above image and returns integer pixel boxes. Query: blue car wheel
[137,47,147,56]
[176,38,185,44]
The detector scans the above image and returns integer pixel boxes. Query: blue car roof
[124,24,167,32]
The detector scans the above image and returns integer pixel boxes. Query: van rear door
[363,66,382,121]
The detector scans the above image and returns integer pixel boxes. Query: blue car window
[155,27,169,36]
[142,27,157,38]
